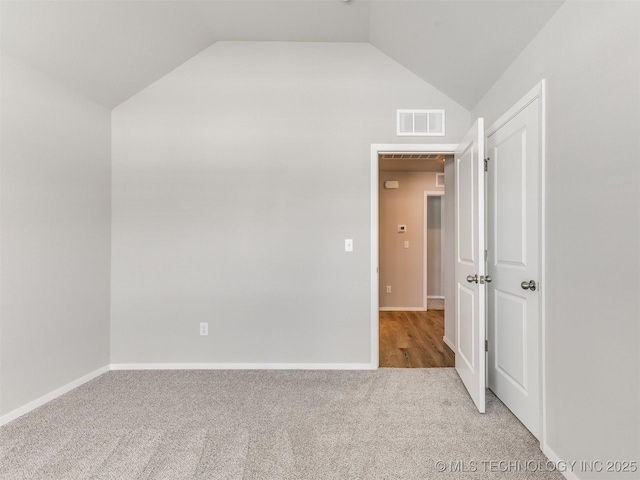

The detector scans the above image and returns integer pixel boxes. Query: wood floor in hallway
[379,310,455,368]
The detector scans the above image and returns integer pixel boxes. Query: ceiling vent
[397,109,445,137]
[380,153,440,160]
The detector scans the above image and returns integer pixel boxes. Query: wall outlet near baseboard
[386,286,391,294]
[200,323,208,336]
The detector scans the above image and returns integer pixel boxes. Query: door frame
[423,191,445,311]
[370,144,457,368]
[485,80,546,449]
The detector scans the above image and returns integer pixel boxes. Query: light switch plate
[345,239,353,252]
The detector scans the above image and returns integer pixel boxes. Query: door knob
[466,274,478,284]
[481,275,492,284]
[521,280,537,291]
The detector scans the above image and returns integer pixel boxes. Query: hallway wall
[378,171,443,310]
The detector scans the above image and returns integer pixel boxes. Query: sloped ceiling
[0,0,563,110]
[369,1,564,109]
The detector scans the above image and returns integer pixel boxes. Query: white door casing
[370,144,458,368]
[424,191,445,311]
[454,119,486,413]
[486,87,543,439]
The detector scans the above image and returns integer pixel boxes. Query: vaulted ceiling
[0,0,564,110]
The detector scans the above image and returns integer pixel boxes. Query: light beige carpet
[0,369,561,479]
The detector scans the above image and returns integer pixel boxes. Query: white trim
[443,336,456,352]
[371,144,457,370]
[427,295,445,300]
[424,191,445,310]
[542,445,579,480]
[540,80,548,452]
[0,365,110,426]
[379,307,426,312]
[376,145,458,154]
[0,361,375,426]
[486,80,547,448]
[371,145,379,369]
[440,196,446,301]
[486,81,544,137]
[110,363,374,371]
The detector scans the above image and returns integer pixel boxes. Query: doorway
[444,83,545,438]
[375,150,455,368]
[371,83,545,441]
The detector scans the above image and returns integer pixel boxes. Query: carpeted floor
[0,369,562,479]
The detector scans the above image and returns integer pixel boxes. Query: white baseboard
[0,365,110,426]
[0,362,377,426]
[543,444,579,480]
[110,363,375,371]
[443,336,455,351]
[379,307,426,312]
[427,296,445,299]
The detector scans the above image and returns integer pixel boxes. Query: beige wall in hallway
[378,171,443,309]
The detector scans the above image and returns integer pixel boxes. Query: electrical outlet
[386,286,391,294]
[404,241,409,249]
[200,322,208,336]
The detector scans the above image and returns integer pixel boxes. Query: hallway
[379,310,455,368]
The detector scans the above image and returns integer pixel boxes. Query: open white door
[455,119,486,413]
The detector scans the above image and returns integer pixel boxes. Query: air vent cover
[397,109,445,136]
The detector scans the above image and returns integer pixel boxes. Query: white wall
[0,55,111,416]
[111,42,470,365]
[473,2,640,477]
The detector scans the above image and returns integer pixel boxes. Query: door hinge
[484,157,490,172]
[484,249,488,261]
[485,340,488,352]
